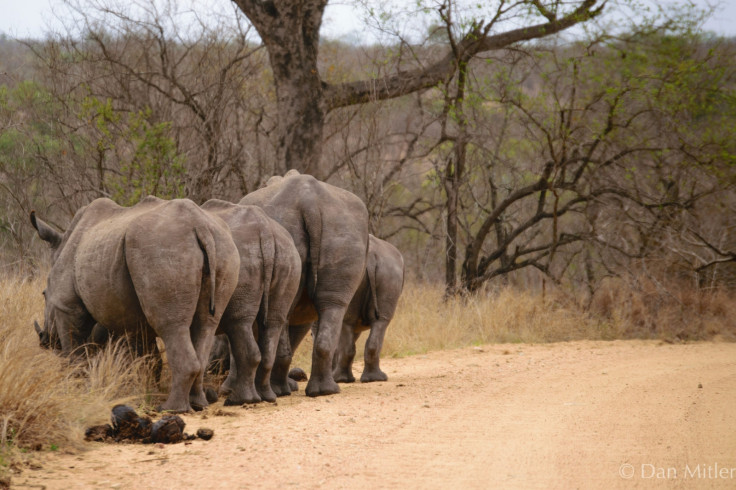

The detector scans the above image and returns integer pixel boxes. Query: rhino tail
[367,251,379,320]
[306,208,322,294]
[258,218,276,326]
[195,225,218,316]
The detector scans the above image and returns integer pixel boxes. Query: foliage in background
[80,97,186,205]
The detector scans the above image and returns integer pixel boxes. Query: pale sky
[0,0,734,40]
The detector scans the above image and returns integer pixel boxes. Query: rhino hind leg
[305,308,344,397]
[332,323,357,384]
[360,319,389,383]
[270,325,298,397]
[286,367,307,392]
[221,315,262,406]
[254,318,287,403]
[187,313,223,411]
[157,330,202,413]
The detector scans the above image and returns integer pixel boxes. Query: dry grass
[313,280,736,366]
[589,276,736,341]
[0,274,157,479]
[380,282,611,358]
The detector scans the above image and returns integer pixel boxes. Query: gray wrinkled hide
[32,196,240,413]
[239,172,369,397]
[200,200,301,405]
[332,235,405,383]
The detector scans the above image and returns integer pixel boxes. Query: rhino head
[33,287,62,351]
[30,212,65,352]
[34,318,60,351]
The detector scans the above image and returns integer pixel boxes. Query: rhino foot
[360,369,388,383]
[224,394,261,406]
[257,385,278,403]
[333,369,356,384]
[305,377,340,397]
[204,387,219,404]
[224,385,262,405]
[189,392,209,412]
[287,377,299,392]
[272,380,292,397]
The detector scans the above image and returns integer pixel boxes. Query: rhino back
[368,237,405,322]
[202,200,271,319]
[353,236,404,326]
[124,200,230,329]
[240,174,368,304]
[73,222,146,331]
[71,198,229,334]
[49,199,143,331]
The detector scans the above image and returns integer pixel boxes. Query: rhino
[239,171,369,397]
[31,196,240,413]
[332,235,404,383]
[200,200,301,405]
[286,235,404,388]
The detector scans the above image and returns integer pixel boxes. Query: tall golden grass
[0,274,156,478]
[293,279,736,369]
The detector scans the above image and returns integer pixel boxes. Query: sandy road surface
[14,340,736,489]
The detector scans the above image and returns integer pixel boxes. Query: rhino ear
[30,211,62,249]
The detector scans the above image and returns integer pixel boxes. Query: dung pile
[85,405,213,444]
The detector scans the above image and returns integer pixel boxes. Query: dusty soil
[14,340,736,489]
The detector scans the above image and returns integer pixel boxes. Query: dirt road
[15,340,736,489]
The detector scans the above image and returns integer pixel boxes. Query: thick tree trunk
[442,58,468,297]
[269,47,325,176]
[231,0,327,177]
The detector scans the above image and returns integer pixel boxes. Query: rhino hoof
[305,378,340,397]
[272,381,292,397]
[224,393,261,406]
[360,370,388,383]
[204,387,218,404]
[333,371,356,384]
[257,387,277,403]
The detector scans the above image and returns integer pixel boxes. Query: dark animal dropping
[196,428,214,441]
[151,415,186,444]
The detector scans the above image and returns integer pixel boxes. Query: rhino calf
[32,197,240,413]
[333,235,404,383]
[287,235,404,388]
